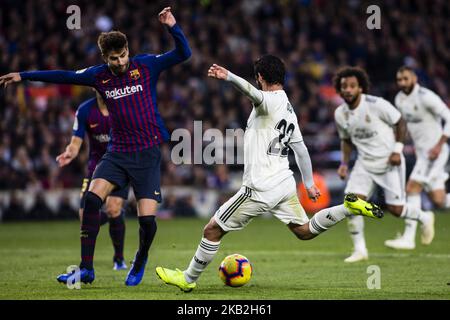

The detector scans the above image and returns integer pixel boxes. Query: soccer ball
[218,254,253,287]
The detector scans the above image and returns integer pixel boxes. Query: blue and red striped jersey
[73,98,110,176]
[21,24,191,152]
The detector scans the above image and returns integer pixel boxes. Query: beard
[344,94,358,105]
[110,63,129,75]
[401,85,414,94]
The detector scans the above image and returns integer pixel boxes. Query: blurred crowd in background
[0,0,449,219]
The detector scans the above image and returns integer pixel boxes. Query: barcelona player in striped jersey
[56,90,129,271]
[0,7,191,286]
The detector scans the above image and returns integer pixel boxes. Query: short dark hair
[397,65,415,74]
[333,66,370,94]
[254,55,285,85]
[97,31,128,56]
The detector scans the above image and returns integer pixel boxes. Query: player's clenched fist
[158,7,176,28]
[0,72,21,88]
[337,164,348,180]
[388,152,401,166]
[208,64,228,80]
[306,185,321,202]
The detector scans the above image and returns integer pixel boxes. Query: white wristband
[394,142,404,154]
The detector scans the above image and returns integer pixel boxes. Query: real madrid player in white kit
[155,55,383,292]
[334,67,435,263]
[385,66,450,250]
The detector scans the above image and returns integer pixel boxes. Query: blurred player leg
[341,163,375,262]
[105,196,127,270]
[345,215,368,262]
[398,205,434,245]
[385,193,419,250]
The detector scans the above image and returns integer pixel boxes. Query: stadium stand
[0,0,449,220]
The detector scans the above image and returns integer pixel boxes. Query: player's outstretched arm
[153,7,192,71]
[1,68,95,87]
[208,64,263,105]
[289,140,320,202]
[56,136,83,167]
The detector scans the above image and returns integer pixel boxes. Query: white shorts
[214,176,309,231]
[409,146,449,192]
[345,159,406,206]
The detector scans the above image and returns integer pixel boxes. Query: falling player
[155,55,383,292]
[56,90,129,270]
[333,66,435,263]
[0,7,191,286]
[384,66,450,250]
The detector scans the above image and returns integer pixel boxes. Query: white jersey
[242,90,303,191]
[335,94,401,174]
[395,84,450,156]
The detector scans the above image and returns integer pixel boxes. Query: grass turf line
[0,213,449,299]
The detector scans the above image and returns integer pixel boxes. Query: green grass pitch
[0,213,449,300]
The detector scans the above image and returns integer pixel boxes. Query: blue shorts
[92,146,162,202]
[80,176,129,208]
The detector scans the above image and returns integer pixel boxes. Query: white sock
[400,203,427,224]
[347,215,367,253]
[309,204,349,234]
[403,194,420,242]
[445,194,450,208]
[184,238,220,283]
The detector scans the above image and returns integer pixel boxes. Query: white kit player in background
[334,66,435,263]
[155,56,383,292]
[384,66,450,250]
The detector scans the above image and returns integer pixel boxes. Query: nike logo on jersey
[90,123,99,128]
[102,79,111,84]
[154,191,160,195]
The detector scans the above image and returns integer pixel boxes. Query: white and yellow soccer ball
[218,254,253,287]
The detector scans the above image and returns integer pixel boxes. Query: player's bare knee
[88,178,115,201]
[431,196,445,208]
[203,219,224,242]
[106,205,121,218]
[105,198,123,218]
[406,181,422,194]
[387,205,403,217]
